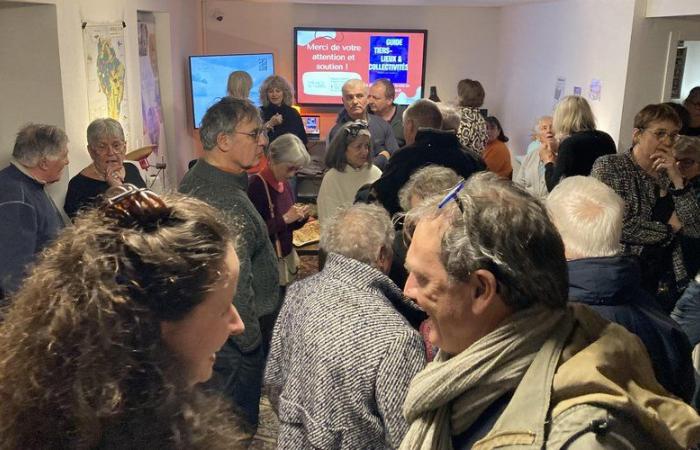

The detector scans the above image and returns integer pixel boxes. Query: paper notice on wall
[573,86,582,96]
[554,76,566,101]
[589,79,602,101]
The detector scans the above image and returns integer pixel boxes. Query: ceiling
[241,0,549,6]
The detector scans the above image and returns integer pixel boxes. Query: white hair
[546,176,624,259]
[399,165,461,212]
[320,203,394,269]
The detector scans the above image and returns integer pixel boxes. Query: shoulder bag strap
[256,173,284,258]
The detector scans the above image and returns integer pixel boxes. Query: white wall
[681,40,700,101]
[0,3,66,199]
[497,0,636,157]
[202,0,503,136]
[646,0,700,18]
[0,0,202,198]
[619,9,700,150]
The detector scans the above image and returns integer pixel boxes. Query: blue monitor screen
[189,53,275,128]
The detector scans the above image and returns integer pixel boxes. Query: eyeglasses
[93,141,126,153]
[233,127,266,140]
[102,183,170,228]
[642,128,680,144]
[345,120,369,137]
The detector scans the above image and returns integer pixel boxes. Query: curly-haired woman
[0,186,247,449]
[259,75,308,145]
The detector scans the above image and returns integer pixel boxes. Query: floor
[249,253,318,449]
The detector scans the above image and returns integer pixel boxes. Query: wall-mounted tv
[294,28,427,106]
[189,53,275,128]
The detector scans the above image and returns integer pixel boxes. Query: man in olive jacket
[400,172,700,450]
[179,97,278,435]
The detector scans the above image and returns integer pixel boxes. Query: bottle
[429,86,441,102]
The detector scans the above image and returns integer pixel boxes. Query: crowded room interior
[2,0,700,448]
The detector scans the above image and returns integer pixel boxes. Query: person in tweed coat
[592,103,700,309]
[264,203,426,449]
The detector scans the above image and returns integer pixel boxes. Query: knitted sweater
[179,159,279,351]
[317,165,382,225]
[264,253,426,449]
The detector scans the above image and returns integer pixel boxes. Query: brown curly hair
[0,193,246,449]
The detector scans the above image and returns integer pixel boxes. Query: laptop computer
[301,115,321,141]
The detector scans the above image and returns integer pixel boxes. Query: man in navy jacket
[547,175,694,402]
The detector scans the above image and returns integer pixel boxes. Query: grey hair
[405,171,568,310]
[674,135,700,161]
[320,203,394,270]
[12,123,69,167]
[399,165,461,212]
[547,176,624,259]
[403,99,442,130]
[227,71,253,99]
[199,97,261,151]
[259,75,294,107]
[342,78,367,96]
[268,133,311,167]
[531,115,553,139]
[87,118,124,146]
[437,103,461,131]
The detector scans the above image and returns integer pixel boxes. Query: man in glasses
[0,123,69,304]
[179,97,278,439]
[400,172,700,449]
[328,78,399,170]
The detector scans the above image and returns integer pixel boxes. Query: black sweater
[545,129,616,191]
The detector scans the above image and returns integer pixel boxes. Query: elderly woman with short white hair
[64,118,145,219]
[248,133,311,285]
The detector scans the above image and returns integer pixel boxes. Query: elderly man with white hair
[0,123,69,302]
[547,175,694,402]
[265,203,426,450]
[328,78,399,170]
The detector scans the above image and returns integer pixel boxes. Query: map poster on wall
[82,23,129,142]
[137,12,166,172]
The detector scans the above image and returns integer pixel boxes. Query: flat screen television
[294,28,427,106]
[189,53,275,128]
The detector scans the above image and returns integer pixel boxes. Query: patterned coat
[264,253,426,449]
[456,106,488,154]
[591,151,700,302]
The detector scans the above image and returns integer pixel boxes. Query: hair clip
[102,184,171,229]
[345,120,369,137]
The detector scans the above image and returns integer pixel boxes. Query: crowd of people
[1,72,700,449]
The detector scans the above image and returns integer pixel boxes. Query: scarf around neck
[400,305,568,450]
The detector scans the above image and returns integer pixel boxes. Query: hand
[651,149,684,188]
[669,212,682,233]
[270,113,283,127]
[538,142,556,164]
[283,205,307,224]
[104,161,125,187]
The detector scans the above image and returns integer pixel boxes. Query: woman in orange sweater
[484,116,513,179]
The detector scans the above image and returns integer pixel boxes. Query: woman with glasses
[541,96,616,191]
[64,118,146,218]
[592,104,700,310]
[0,185,247,448]
[317,120,382,226]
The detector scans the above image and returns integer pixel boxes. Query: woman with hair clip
[0,184,247,449]
[317,120,382,226]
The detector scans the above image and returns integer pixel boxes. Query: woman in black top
[259,75,308,145]
[541,95,616,191]
[64,118,146,218]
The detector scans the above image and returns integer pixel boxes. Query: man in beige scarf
[400,172,700,450]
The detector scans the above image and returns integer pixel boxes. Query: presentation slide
[189,53,274,128]
[295,29,426,106]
